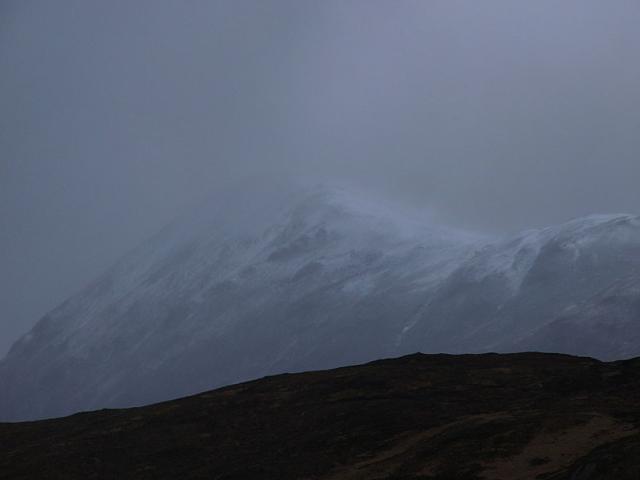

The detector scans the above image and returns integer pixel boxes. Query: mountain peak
[3,184,640,421]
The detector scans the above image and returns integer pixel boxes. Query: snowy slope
[398,213,640,354]
[2,186,640,421]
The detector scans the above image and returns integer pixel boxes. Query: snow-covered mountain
[2,186,640,421]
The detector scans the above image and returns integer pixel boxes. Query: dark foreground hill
[2,352,640,480]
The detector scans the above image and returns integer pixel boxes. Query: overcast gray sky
[2,0,640,355]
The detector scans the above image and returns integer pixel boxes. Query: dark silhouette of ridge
[2,352,640,479]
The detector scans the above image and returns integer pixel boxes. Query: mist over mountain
[5,0,640,361]
[2,184,640,421]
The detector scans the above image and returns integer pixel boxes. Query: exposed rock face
[1,353,640,480]
[2,185,640,421]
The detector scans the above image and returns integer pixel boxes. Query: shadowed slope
[2,352,640,479]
